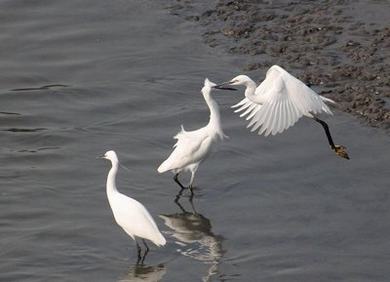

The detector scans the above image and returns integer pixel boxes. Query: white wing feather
[157,125,213,173]
[111,194,166,246]
[233,65,334,136]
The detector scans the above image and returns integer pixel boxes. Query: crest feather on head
[203,78,216,88]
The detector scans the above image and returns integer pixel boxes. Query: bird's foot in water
[333,145,350,160]
[188,186,195,200]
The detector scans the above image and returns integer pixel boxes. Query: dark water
[0,1,389,281]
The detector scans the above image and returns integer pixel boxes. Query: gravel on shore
[165,0,390,130]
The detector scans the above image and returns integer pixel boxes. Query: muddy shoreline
[165,0,390,130]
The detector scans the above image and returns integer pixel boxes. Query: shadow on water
[10,84,68,92]
[1,128,47,133]
[160,194,225,282]
[117,263,166,282]
[0,112,21,116]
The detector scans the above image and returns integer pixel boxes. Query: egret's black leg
[189,186,195,201]
[142,240,149,254]
[174,186,185,200]
[313,117,336,149]
[189,170,196,190]
[173,173,186,189]
[141,239,149,264]
[136,241,142,264]
[174,190,188,213]
[189,193,198,214]
[313,117,349,159]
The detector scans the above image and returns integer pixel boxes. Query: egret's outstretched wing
[233,65,334,136]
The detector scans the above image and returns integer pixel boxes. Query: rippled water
[0,1,389,281]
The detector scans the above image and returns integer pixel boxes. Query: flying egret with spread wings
[215,65,349,159]
[158,78,236,193]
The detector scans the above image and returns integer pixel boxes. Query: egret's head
[229,75,253,85]
[203,77,237,92]
[101,150,119,163]
[214,75,253,89]
[201,78,217,93]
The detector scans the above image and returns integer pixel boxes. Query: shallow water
[0,1,389,281]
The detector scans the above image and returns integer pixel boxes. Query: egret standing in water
[158,78,236,193]
[101,150,166,263]
[215,65,349,159]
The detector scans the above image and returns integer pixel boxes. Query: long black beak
[212,81,237,91]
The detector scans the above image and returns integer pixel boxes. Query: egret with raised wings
[215,65,349,159]
[101,150,166,264]
[158,78,236,192]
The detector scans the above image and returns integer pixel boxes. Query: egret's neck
[106,161,119,197]
[203,91,224,138]
[244,79,258,101]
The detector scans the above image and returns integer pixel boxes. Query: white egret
[101,150,166,263]
[157,78,236,192]
[215,65,349,159]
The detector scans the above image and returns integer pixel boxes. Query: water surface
[0,1,389,281]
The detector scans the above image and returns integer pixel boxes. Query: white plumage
[102,150,166,259]
[231,65,335,136]
[216,65,349,159]
[158,78,229,190]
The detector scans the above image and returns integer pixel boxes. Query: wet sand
[165,0,390,130]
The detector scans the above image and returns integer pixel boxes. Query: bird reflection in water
[118,263,166,282]
[160,193,225,281]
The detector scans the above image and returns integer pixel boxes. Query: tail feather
[152,232,166,247]
[157,159,170,173]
